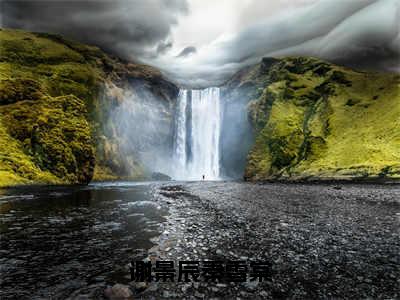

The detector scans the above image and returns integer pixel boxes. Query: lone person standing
[202,175,205,180]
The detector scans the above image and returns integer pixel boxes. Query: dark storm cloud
[0,0,188,60]
[162,0,400,87]
[204,0,399,70]
[176,46,196,58]
[1,0,398,86]
[156,41,173,56]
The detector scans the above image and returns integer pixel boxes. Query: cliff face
[0,29,178,187]
[2,29,399,186]
[225,57,400,181]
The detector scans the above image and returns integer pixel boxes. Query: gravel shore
[122,181,400,299]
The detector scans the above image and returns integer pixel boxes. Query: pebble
[109,183,400,299]
[131,281,147,292]
[105,284,133,299]
[181,284,190,293]
[243,280,258,291]
[194,291,205,298]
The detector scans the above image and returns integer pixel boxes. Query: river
[0,181,168,299]
[1,181,399,299]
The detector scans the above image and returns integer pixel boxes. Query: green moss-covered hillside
[230,57,400,180]
[0,28,177,187]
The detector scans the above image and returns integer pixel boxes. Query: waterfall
[173,87,222,180]
[173,90,188,179]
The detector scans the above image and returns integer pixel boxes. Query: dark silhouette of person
[202,175,205,180]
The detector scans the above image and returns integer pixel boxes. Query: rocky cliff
[0,29,178,187]
[224,57,400,181]
[2,28,399,186]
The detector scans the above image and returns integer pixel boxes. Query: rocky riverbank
[106,181,400,299]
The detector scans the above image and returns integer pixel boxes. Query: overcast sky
[1,0,399,86]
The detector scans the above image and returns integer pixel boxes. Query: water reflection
[0,182,167,299]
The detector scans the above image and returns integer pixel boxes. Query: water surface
[0,181,167,299]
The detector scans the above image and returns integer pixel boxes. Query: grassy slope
[243,57,400,180]
[0,115,60,186]
[0,28,172,187]
[0,29,102,187]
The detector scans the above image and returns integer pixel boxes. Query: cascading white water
[173,87,222,180]
[172,90,188,179]
[190,88,221,180]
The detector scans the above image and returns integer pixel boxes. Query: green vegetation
[0,114,60,186]
[242,57,400,180]
[2,28,398,185]
[0,29,100,186]
[0,95,94,185]
[0,28,174,187]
